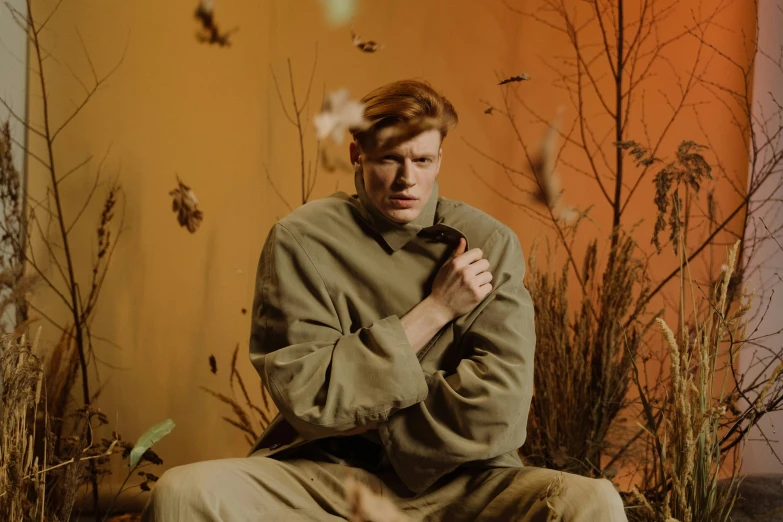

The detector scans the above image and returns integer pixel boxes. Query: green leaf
[130,419,175,468]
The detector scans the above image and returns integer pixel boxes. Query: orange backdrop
[24,0,755,487]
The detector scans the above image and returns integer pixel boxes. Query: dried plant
[169,175,204,233]
[202,344,276,446]
[622,241,771,522]
[0,332,167,521]
[194,0,236,47]
[466,0,783,488]
[0,121,34,333]
[350,30,383,53]
[523,228,654,475]
[1,0,131,514]
[314,89,370,144]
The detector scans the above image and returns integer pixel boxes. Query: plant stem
[26,0,97,516]
[612,0,625,250]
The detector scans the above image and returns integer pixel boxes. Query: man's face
[351,129,443,224]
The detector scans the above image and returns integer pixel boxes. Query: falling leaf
[498,73,531,85]
[351,30,383,53]
[234,266,243,274]
[241,307,247,315]
[169,175,204,233]
[194,0,236,47]
[209,355,217,374]
[314,89,370,144]
[130,419,175,468]
[530,109,574,222]
[319,0,358,26]
[484,107,494,115]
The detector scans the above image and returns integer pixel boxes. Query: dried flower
[314,89,370,144]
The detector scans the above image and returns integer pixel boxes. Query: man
[142,80,627,521]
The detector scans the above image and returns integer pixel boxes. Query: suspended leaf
[498,73,530,85]
[351,30,383,53]
[314,89,370,144]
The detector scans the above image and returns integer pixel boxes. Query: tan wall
[25,0,754,480]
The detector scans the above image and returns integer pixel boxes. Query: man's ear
[349,141,361,166]
[435,148,443,176]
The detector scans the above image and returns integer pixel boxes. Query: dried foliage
[466,0,783,499]
[314,89,370,145]
[350,30,383,53]
[0,333,165,521]
[169,175,204,233]
[202,344,277,446]
[498,73,530,85]
[523,230,653,475]
[623,242,767,522]
[194,0,236,47]
[651,142,713,255]
[0,0,136,513]
[0,121,34,332]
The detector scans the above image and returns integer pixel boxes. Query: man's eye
[416,158,432,163]
[381,157,398,163]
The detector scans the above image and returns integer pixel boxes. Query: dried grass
[523,230,653,476]
[0,331,165,521]
[627,241,762,522]
[202,343,277,446]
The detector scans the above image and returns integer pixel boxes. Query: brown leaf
[169,175,204,233]
[209,354,217,374]
[498,73,530,85]
[194,0,236,47]
[351,30,384,53]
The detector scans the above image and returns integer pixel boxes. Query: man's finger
[451,237,467,258]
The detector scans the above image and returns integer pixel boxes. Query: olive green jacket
[248,173,535,493]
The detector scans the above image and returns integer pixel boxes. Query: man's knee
[561,475,626,521]
[142,460,234,521]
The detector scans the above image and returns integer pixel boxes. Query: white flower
[314,89,369,144]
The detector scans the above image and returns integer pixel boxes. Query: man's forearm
[400,296,454,353]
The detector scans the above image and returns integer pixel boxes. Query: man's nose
[396,159,416,187]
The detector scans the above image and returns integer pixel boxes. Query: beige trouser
[140,449,627,522]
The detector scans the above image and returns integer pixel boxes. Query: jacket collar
[354,171,439,252]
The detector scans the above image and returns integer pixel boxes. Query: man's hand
[429,238,493,321]
[400,238,493,353]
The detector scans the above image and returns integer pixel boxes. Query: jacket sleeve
[249,223,428,439]
[378,228,535,493]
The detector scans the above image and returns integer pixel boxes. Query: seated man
[142,80,627,521]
